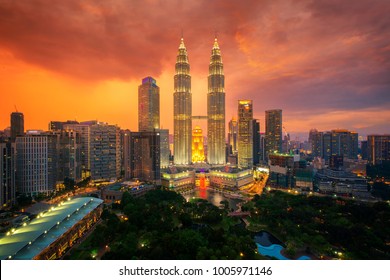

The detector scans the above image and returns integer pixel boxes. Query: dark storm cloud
[0,0,389,126]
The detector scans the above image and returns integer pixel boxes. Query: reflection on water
[182,188,242,210]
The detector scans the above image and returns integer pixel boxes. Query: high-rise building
[16,132,58,196]
[157,129,170,168]
[228,117,238,155]
[207,38,225,165]
[238,100,253,169]
[309,129,323,158]
[322,131,332,162]
[265,109,282,160]
[0,141,16,209]
[192,126,205,163]
[361,140,368,160]
[260,133,266,162]
[282,133,291,153]
[122,129,131,180]
[56,129,82,182]
[331,129,358,160]
[63,122,93,177]
[138,77,160,131]
[10,112,24,141]
[63,121,120,181]
[173,38,192,165]
[268,153,299,188]
[252,119,261,166]
[313,129,359,163]
[367,135,390,165]
[129,131,160,184]
[89,123,121,181]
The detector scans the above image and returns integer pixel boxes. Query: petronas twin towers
[174,38,225,165]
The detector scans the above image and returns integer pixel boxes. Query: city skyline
[1,0,390,138]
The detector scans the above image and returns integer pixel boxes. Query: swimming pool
[256,243,311,260]
[254,231,311,260]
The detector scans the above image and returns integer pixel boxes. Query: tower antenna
[14,104,18,112]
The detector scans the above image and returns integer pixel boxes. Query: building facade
[129,131,161,184]
[138,77,160,131]
[309,129,323,158]
[10,112,24,141]
[207,38,225,165]
[314,169,369,198]
[161,168,195,192]
[265,109,282,160]
[367,135,390,165]
[16,133,58,196]
[89,123,121,181]
[252,119,261,166]
[63,121,120,181]
[312,129,358,163]
[268,152,299,189]
[122,129,131,180]
[63,122,93,178]
[228,117,238,155]
[237,100,253,169]
[173,38,192,165]
[209,168,253,190]
[48,120,78,132]
[192,126,205,163]
[157,129,170,168]
[56,129,82,182]
[0,142,16,209]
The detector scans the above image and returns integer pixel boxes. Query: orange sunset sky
[1,0,389,139]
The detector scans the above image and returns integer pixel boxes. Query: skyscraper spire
[207,37,225,165]
[174,37,192,165]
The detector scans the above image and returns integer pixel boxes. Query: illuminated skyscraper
[207,38,225,165]
[174,38,192,165]
[192,126,205,163]
[265,109,282,159]
[138,77,160,131]
[228,117,238,155]
[157,129,170,168]
[238,100,253,169]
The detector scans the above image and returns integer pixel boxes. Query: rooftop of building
[316,168,367,181]
[269,152,294,157]
[0,197,103,260]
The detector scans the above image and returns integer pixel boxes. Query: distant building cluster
[309,129,358,162]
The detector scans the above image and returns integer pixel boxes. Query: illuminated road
[240,173,269,195]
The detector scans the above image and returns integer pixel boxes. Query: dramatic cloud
[0,0,389,136]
